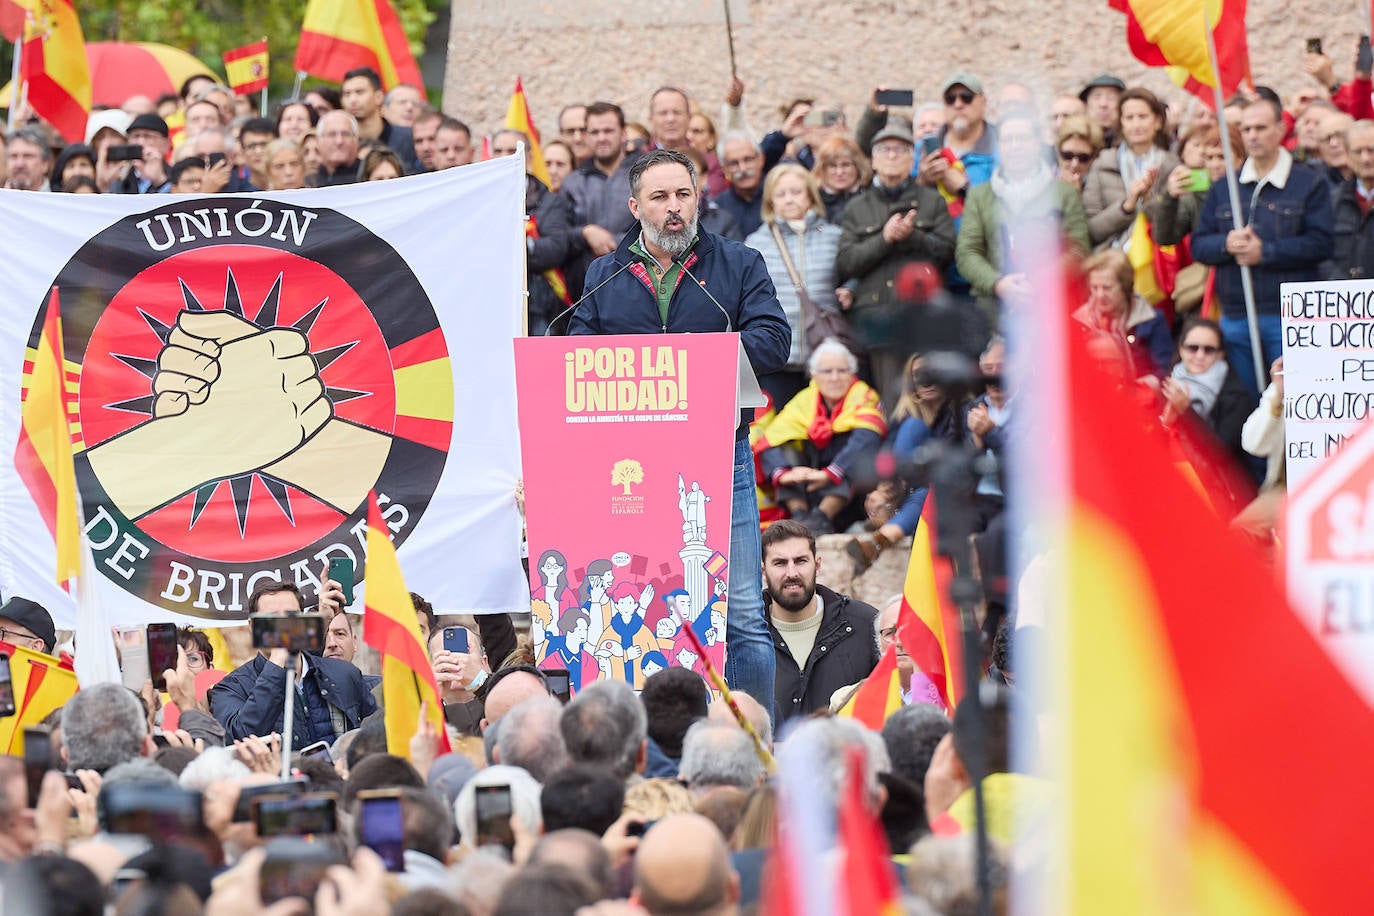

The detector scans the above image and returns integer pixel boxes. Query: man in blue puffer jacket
[569,149,791,720]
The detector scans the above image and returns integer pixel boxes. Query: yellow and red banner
[896,500,962,713]
[0,642,78,754]
[19,0,91,143]
[505,76,550,188]
[363,490,450,760]
[294,0,421,90]
[14,288,81,587]
[223,39,269,96]
[1108,0,1251,106]
[516,334,742,693]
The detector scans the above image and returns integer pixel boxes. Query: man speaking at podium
[569,148,791,719]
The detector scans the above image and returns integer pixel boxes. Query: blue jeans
[1220,313,1282,397]
[724,436,775,720]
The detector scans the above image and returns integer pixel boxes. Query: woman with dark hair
[361,147,405,181]
[1161,317,1257,474]
[275,100,318,144]
[178,627,213,674]
[1082,86,1179,251]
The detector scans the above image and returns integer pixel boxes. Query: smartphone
[626,819,657,838]
[1307,37,1323,55]
[543,668,571,704]
[261,837,346,907]
[298,740,333,764]
[442,626,469,655]
[327,557,354,606]
[250,614,325,653]
[357,790,406,872]
[115,627,151,692]
[474,783,514,852]
[0,653,15,718]
[1187,168,1212,193]
[107,143,143,161]
[23,726,50,808]
[146,622,178,692]
[875,89,915,108]
[255,792,339,838]
[234,776,310,823]
[920,134,942,159]
[207,151,227,168]
[102,784,205,839]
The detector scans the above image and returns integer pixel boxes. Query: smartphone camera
[255,792,339,839]
[261,837,346,907]
[250,614,325,653]
[474,783,515,852]
[357,790,406,872]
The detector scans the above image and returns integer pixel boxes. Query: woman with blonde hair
[810,135,872,224]
[1054,115,1104,192]
[745,163,855,407]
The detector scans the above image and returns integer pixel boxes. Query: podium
[515,333,762,692]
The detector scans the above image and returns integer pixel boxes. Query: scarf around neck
[990,161,1055,211]
[1171,358,1229,419]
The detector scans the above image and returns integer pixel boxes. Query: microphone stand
[280,648,300,780]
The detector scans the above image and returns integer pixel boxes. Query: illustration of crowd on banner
[6,0,1374,911]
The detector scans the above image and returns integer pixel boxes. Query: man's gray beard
[641,212,698,257]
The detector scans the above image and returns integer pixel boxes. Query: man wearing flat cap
[109,113,171,194]
[1081,74,1126,148]
[0,596,56,655]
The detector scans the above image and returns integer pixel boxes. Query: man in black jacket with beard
[762,519,880,723]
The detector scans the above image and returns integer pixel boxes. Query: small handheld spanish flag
[223,40,270,96]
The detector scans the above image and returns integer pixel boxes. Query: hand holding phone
[1307,37,1323,56]
[327,557,354,606]
[442,626,469,654]
[146,623,178,693]
[874,88,915,108]
[474,784,515,852]
[0,654,15,718]
[1358,36,1372,75]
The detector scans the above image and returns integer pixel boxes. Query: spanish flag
[836,643,903,730]
[19,0,90,143]
[1108,0,1251,106]
[0,643,77,755]
[362,490,450,759]
[505,76,550,188]
[14,288,80,588]
[0,0,26,43]
[1044,285,1374,912]
[896,500,963,714]
[836,747,901,916]
[295,0,422,91]
[753,380,887,454]
[223,39,270,96]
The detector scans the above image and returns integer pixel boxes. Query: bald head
[707,692,773,750]
[482,671,548,729]
[634,813,739,915]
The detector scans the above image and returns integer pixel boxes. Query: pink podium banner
[516,333,742,693]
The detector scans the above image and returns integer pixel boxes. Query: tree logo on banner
[18,198,454,619]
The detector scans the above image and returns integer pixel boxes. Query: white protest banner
[1280,279,1374,490]
[0,157,531,627]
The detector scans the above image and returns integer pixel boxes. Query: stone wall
[444,0,1366,139]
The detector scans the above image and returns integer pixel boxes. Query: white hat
[84,109,133,145]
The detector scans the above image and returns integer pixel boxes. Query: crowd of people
[2,30,1370,914]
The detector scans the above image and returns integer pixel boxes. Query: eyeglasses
[944,90,976,106]
[0,626,38,644]
[872,143,912,157]
[879,627,898,640]
[1182,343,1220,355]
[824,160,857,170]
[1059,149,1093,164]
[242,141,269,152]
[185,652,207,667]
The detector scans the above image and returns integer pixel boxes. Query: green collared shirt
[629,235,698,325]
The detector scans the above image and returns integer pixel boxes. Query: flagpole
[7,39,21,130]
[721,0,738,80]
[1204,11,1267,392]
[260,87,267,117]
[291,71,306,100]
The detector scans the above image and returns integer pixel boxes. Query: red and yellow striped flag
[223,39,270,96]
[362,490,450,759]
[19,0,90,142]
[896,500,963,713]
[294,0,421,90]
[14,288,80,587]
[1108,0,1251,106]
[837,746,901,916]
[836,643,903,730]
[505,76,550,188]
[1044,286,1374,913]
[0,643,77,755]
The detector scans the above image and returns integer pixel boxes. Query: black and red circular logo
[22,197,454,619]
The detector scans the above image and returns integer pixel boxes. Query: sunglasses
[944,90,976,105]
[1059,150,1093,164]
[1182,343,1220,355]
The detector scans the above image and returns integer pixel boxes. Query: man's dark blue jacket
[568,227,791,437]
[210,653,377,745]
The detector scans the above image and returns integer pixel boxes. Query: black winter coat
[768,585,881,724]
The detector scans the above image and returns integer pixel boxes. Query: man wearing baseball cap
[0,596,56,655]
[1080,74,1126,147]
[109,113,171,194]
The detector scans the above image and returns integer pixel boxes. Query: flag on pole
[362,490,450,760]
[836,643,903,730]
[504,76,550,188]
[896,501,963,713]
[1042,278,1374,913]
[836,747,902,916]
[18,0,90,142]
[0,0,27,43]
[223,40,270,96]
[1107,0,1251,106]
[295,0,422,90]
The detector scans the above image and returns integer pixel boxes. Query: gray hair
[716,128,761,162]
[453,764,543,848]
[6,126,51,159]
[61,683,147,773]
[497,696,568,783]
[777,717,890,806]
[178,745,251,791]
[914,102,944,124]
[678,722,764,791]
[318,109,360,136]
[628,148,697,198]
[806,337,858,376]
[384,84,421,105]
[560,679,646,779]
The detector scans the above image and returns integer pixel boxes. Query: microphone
[545,256,637,336]
[676,255,733,333]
